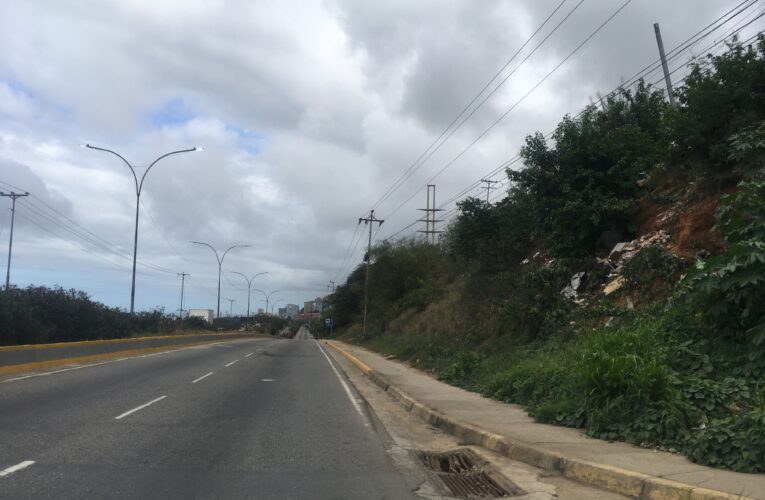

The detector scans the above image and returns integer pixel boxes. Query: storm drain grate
[418,449,525,498]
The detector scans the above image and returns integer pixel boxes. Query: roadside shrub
[482,348,585,427]
[688,408,765,472]
[578,328,672,440]
[681,172,765,368]
[622,245,683,296]
[496,262,571,341]
[439,351,483,388]
[0,286,132,345]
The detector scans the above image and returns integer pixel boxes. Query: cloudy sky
[1,0,762,315]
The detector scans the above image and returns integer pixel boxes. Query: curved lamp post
[253,288,280,317]
[232,271,268,329]
[82,143,201,314]
[192,242,250,319]
[270,298,285,315]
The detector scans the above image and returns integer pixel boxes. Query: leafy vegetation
[0,285,287,345]
[330,37,765,472]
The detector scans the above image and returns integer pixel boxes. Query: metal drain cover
[417,449,525,498]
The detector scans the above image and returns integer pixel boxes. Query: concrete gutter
[325,340,751,500]
[0,332,264,376]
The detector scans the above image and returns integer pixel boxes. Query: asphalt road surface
[0,333,419,499]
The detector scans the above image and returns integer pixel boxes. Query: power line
[382,4,762,240]
[370,0,577,211]
[381,0,634,225]
[332,221,362,282]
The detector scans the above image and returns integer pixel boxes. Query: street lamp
[232,271,268,329]
[192,241,250,319]
[253,288,280,317]
[82,143,201,314]
[270,298,285,315]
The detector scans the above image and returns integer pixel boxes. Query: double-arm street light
[270,298,285,315]
[232,271,268,329]
[192,241,250,319]
[82,144,202,314]
[253,288,280,317]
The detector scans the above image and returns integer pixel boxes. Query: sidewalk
[325,340,765,500]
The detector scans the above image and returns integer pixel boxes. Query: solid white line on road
[0,460,35,478]
[1,358,129,384]
[245,353,254,358]
[192,372,214,384]
[315,341,367,421]
[115,395,167,420]
[225,360,238,367]
[261,378,275,382]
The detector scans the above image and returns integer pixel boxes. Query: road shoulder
[325,340,628,500]
[325,340,763,500]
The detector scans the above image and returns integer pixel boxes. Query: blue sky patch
[149,98,195,127]
[226,123,266,155]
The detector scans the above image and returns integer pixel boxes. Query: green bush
[682,172,765,359]
[496,261,571,341]
[439,351,483,388]
[688,408,765,472]
[622,245,683,296]
[664,36,765,174]
[578,328,672,439]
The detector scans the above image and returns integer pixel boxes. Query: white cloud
[0,0,756,312]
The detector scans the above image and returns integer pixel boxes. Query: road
[0,332,419,499]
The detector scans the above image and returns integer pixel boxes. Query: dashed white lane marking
[225,360,238,367]
[315,341,367,422]
[0,460,35,478]
[115,395,167,420]
[261,378,275,382]
[192,372,214,384]
[245,353,254,358]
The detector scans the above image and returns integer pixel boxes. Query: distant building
[188,309,214,323]
[278,307,287,318]
[313,297,323,312]
[286,304,299,318]
[304,301,314,313]
[257,308,264,314]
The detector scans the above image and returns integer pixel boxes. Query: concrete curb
[325,341,751,500]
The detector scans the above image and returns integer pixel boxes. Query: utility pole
[177,272,189,320]
[480,179,499,204]
[359,210,383,337]
[1,191,29,291]
[226,298,235,317]
[328,280,335,337]
[653,23,676,107]
[417,184,443,244]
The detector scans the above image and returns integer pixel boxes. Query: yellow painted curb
[0,338,241,377]
[325,340,754,500]
[324,340,373,374]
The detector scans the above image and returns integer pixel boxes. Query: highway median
[0,332,265,377]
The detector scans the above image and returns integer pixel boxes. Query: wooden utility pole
[480,179,499,204]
